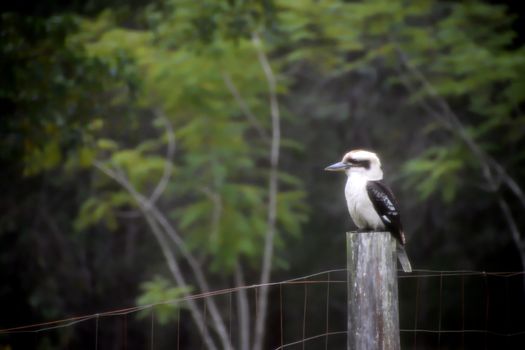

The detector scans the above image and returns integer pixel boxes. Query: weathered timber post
[346,231,400,350]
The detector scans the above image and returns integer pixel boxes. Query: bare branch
[147,111,176,207]
[142,212,218,350]
[395,46,525,206]
[200,187,223,241]
[235,263,250,350]
[252,31,281,350]
[93,161,144,204]
[497,196,525,292]
[115,210,142,219]
[93,159,233,349]
[488,160,525,206]
[93,161,218,350]
[393,45,525,281]
[223,72,270,141]
[146,206,233,349]
[497,196,524,251]
[93,113,234,348]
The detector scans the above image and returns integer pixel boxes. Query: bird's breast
[344,176,384,230]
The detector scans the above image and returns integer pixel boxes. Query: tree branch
[93,161,218,350]
[142,212,218,350]
[497,196,525,292]
[235,263,250,350]
[200,187,223,242]
[147,111,176,207]
[395,46,525,205]
[223,72,270,141]
[93,112,235,348]
[252,31,281,350]
[146,204,232,349]
[93,160,233,349]
[394,46,525,280]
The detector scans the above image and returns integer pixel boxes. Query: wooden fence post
[346,231,400,350]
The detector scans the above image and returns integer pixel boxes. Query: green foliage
[4,1,525,347]
[136,276,191,325]
[144,0,276,46]
[75,191,133,231]
[402,146,469,203]
[69,5,308,274]
[272,0,525,204]
[10,0,520,281]
[394,2,525,202]
[0,12,139,176]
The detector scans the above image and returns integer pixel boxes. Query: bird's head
[324,149,383,180]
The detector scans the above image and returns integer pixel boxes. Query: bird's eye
[348,159,370,169]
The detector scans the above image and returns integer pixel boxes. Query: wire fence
[1,269,525,349]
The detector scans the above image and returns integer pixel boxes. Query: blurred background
[2,0,525,349]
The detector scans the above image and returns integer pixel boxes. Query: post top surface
[346,230,390,235]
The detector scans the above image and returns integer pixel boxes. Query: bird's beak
[324,161,349,172]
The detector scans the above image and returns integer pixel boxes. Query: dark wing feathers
[366,181,406,245]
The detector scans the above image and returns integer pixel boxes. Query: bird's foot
[356,228,373,233]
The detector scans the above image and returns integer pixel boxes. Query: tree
[70,4,306,349]
[2,1,525,349]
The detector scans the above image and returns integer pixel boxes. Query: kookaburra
[325,149,412,273]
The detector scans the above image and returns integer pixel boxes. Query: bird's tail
[396,244,412,273]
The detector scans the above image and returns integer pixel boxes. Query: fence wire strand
[2,267,525,350]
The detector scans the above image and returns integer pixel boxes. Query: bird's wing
[366,180,406,245]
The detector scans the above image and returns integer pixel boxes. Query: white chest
[344,174,384,230]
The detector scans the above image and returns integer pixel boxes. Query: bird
[324,149,412,273]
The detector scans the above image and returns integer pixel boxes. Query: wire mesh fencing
[1,269,525,349]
